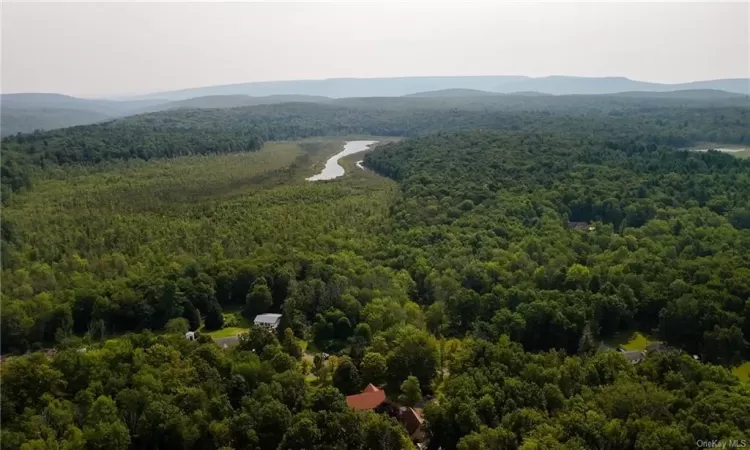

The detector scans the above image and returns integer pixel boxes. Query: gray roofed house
[645,342,671,353]
[568,221,595,232]
[253,313,282,330]
[618,347,646,364]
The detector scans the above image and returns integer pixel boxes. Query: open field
[200,311,253,338]
[603,331,656,351]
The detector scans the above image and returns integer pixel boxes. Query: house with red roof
[345,383,388,412]
[345,384,427,444]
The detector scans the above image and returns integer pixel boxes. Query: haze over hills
[149,94,332,112]
[0,94,330,136]
[0,107,115,137]
[406,88,748,100]
[404,89,503,98]
[609,89,748,100]
[125,75,750,100]
[124,76,531,101]
[491,76,750,96]
[0,93,167,115]
[0,93,173,135]
[2,76,748,136]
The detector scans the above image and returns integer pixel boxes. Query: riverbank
[306,140,379,181]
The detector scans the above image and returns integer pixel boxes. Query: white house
[253,313,282,330]
[185,331,196,341]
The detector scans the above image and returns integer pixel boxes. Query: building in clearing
[253,313,282,330]
[645,342,671,353]
[618,347,645,364]
[568,221,595,232]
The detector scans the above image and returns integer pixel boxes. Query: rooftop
[253,313,282,324]
[645,342,670,352]
[621,350,645,362]
[568,221,593,231]
[401,407,425,436]
[346,385,387,411]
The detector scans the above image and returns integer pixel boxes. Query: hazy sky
[2,1,748,97]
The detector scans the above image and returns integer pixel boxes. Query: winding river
[306,140,378,181]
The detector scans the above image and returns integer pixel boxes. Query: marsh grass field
[3,137,397,271]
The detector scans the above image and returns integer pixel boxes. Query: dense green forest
[1,332,415,450]
[2,98,750,449]
[365,132,750,364]
[3,99,749,199]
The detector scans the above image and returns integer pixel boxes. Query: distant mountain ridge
[404,89,501,98]
[1,94,170,136]
[0,94,331,136]
[125,76,750,100]
[609,89,747,100]
[2,76,748,136]
[152,94,332,111]
[490,76,750,96]
[1,93,167,114]
[124,76,530,101]
[407,88,747,100]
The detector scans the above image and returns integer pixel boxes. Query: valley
[2,93,750,450]
[4,1,750,447]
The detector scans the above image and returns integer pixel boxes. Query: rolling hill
[129,76,750,100]
[0,94,169,136]
[405,89,558,98]
[610,89,748,100]
[404,88,501,98]
[0,107,115,136]
[153,94,332,111]
[1,93,335,135]
[3,77,748,136]
[492,76,750,96]
[126,76,531,100]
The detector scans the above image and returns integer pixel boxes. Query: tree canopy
[2,95,749,449]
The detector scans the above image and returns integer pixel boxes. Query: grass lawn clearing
[200,312,251,338]
[203,327,247,338]
[732,362,750,382]
[604,331,655,351]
